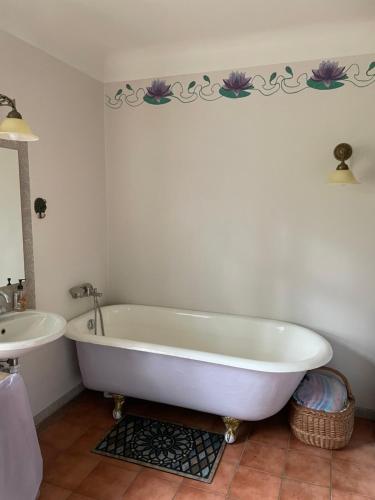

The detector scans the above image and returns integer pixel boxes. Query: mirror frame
[0,139,35,308]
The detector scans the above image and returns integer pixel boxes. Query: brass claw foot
[222,416,241,444]
[112,394,125,420]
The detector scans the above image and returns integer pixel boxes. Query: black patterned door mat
[93,414,226,483]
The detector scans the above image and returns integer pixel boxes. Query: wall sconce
[328,143,358,184]
[0,93,39,142]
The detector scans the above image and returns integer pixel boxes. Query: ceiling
[0,0,374,82]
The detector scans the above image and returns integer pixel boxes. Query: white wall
[105,54,375,410]
[0,30,106,415]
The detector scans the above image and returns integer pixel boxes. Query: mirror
[0,139,35,307]
[0,147,25,285]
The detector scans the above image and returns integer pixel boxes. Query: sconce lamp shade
[328,169,359,184]
[0,116,39,142]
[328,143,358,184]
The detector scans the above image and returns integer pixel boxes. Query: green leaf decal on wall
[115,89,123,97]
[203,75,210,83]
[188,81,196,90]
[285,66,293,76]
[368,62,375,72]
[269,72,277,83]
[306,78,346,90]
[143,95,171,105]
[126,84,133,91]
[219,88,251,99]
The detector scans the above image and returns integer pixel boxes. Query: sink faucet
[0,291,11,315]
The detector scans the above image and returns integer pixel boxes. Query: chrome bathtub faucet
[69,283,105,337]
[69,283,103,299]
[69,283,94,299]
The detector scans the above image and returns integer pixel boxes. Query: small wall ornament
[34,198,47,219]
[106,59,375,110]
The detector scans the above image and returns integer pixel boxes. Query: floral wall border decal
[106,60,375,109]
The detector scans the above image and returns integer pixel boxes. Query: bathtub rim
[65,304,333,374]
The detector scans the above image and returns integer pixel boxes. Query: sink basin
[0,310,66,359]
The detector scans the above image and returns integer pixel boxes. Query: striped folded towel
[293,369,348,413]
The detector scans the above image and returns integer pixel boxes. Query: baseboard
[32,385,375,426]
[34,383,84,427]
[355,406,375,421]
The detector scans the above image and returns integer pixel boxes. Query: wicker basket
[289,367,355,450]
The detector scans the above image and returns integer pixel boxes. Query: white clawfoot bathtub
[66,305,332,442]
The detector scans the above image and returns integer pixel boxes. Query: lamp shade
[0,117,39,142]
[328,169,359,184]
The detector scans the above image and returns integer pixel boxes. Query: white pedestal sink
[0,310,66,360]
[0,310,66,499]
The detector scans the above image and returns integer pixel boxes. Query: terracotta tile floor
[37,390,375,500]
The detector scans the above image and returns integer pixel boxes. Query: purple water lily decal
[221,71,253,98]
[309,60,347,89]
[145,79,173,103]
